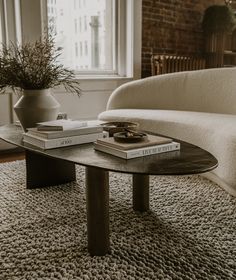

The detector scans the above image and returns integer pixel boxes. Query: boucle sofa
[99,68,236,197]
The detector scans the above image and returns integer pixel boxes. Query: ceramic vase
[14,89,60,132]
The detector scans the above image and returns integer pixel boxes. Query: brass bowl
[101,121,139,136]
[113,131,148,143]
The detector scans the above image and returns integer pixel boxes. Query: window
[74,19,78,33]
[75,42,78,57]
[47,0,116,73]
[84,41,88,56]
[0,1,4,45]
[0,0,141,123]
[79,17,82,32]
[80,42,83,56]
[84,16,87,31]
[18,0,138,79]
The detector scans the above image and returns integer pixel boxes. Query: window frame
[20,0,136,80]
[4,0,140,83]
[0,0,23,124]
[0,0,6,44]
[0,0,141,125]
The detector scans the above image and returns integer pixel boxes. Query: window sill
[52,75,134,94]
[75,75,133,82]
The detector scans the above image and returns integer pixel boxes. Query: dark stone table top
[0,124,218,175]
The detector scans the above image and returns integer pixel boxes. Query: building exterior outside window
[80,41,83,57]
[84,16,87,31]
[79,17,82,32]
[75,42,78,57]
[85,41,88,56]
[47,0,114,72]
[74,19,77,34]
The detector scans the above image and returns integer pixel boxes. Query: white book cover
[28,120,105,139]
[94,141,180,159]
[23,131,108,149]
[27,125,103,139]
[37,119,88,131]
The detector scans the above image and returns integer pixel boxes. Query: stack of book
[94,134,180,159]
[23,120,107,149]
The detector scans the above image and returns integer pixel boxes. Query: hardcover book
[23,131,108,149]
[27,123,103,139]
[96,134,172,150]
[94,141,180,159]
[36,119,88,131]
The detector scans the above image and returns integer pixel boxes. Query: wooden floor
[0,151,25,163]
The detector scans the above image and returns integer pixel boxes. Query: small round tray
[113,131,148,143]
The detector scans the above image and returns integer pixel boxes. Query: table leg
[86,166,110,256]
[25,150,76,188]
[133,174,150,212]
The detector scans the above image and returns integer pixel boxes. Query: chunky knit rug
[0,160,236,280]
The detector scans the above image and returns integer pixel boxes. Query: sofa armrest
[106,68,236,114]
[106,73,186,110]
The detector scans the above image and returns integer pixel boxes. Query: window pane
[47,0,116,72]
[0,4,4,45]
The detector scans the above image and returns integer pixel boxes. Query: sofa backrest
[107,68,236,115]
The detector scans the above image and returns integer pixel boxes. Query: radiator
[151,54,206,75]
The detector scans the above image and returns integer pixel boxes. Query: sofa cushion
[99,109,236,196]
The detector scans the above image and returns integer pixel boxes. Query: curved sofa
[99,68,236,197]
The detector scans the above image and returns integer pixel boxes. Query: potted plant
[202,5,236,34]
[202,5,236,67]
[0,36,81,131]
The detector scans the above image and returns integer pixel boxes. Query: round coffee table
[0,124,218,256]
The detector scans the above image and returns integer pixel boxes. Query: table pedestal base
[25,150,76,188]
[26,152,150,256]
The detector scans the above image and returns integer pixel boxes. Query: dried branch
[0,36,81,95]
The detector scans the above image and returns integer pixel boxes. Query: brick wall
[142,0,224,77]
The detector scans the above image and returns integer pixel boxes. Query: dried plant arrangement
[0,36,81,95]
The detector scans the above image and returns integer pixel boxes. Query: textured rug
[0,160,235,280]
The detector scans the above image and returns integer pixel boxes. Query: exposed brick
[142,0,224,77]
